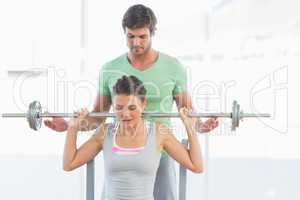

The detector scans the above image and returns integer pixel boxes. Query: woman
[63,75,203,200]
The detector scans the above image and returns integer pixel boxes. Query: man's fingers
[44,120,53,129]
[44,120,51,127]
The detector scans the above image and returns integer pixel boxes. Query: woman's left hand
[179,107,198,132]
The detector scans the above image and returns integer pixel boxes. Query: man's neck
[127,49,158,70]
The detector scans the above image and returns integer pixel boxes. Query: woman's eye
[115,106,123,111]
[129,105,137,110]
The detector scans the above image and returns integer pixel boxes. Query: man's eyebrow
[127,33,147,37]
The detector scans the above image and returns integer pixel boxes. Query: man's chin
[131,49,144,55]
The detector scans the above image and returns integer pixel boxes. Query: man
[45,4,218,200]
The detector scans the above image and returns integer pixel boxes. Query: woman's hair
[113,75,147,101]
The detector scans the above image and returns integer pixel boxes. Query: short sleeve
[172,59,188,96]
[98,64,111,96]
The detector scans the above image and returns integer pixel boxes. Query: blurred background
[0,0,299,199]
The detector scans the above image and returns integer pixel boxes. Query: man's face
[125,27,152,56]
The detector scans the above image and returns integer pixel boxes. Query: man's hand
[196,117,219,133]
[44,117,68,132]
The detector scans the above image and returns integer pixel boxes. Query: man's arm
[44,95,112,132]
[174,92,193,110]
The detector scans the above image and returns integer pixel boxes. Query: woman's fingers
[179,107,188,119]
[75,108,89,118]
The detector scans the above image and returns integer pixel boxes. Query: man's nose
[133,37,141,46]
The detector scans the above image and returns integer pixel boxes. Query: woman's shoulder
[154,122,175,152]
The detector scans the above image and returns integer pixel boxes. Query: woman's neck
[118,119,147,138]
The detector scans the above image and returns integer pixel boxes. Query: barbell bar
[1,100,270,131]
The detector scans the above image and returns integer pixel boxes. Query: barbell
[1,100,270,131]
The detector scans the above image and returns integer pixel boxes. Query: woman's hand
[179,107,197,133]
[68,108,89,131]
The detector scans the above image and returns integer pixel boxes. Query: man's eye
[128,35,134,39]
[140,35,147,39]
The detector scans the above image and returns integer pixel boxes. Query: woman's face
[113,94,147,129]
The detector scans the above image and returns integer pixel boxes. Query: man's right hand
[44,117,68,132]
[44,95,111,132]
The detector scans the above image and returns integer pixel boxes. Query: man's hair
[122,4,157,35]
[113,75,147,101]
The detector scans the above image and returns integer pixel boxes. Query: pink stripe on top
[112,122,147,155]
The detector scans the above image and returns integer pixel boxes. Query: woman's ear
[142,97,148,109]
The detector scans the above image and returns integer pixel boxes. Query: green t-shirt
[98,52,187,126]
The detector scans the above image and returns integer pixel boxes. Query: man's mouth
[133,47,142,50]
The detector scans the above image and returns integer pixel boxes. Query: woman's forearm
[63,127,79,170]
[186,127,203,172]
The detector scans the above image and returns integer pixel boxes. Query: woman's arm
[174,92,218,133]
[159,107,203,173]
[83,95,112,131]
[63,109,107,171]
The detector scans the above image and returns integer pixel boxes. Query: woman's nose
[122,109,131,117]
